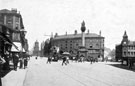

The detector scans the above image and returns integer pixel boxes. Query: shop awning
[0,32,19,51]
[11,42,25,52]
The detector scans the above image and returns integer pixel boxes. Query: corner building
[116,31,135,64]
[52,30,104,60]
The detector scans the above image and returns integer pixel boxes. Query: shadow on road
[106,63,135,72]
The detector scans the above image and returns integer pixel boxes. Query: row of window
[58,43,103,49]
[123,52,135,56]
[123,46,135,50]
[61,39,104,44]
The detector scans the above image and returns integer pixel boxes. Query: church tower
[121,31,128,45]
[33,40,39,56]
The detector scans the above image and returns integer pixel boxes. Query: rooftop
[128,41,135,45]
[53,33,104,40]
[0,9,18,14]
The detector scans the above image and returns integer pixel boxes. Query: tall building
[0,8,28,52]
[52,22,104,60]
[33,40,39,56]
[0,8,24,42]
[116,31,135,64]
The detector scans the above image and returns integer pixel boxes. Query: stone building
[52,22,104,60]
[116,31,135,64]
[0,8,28,52]
[33,40,40,56]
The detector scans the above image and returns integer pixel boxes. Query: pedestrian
[66,56,69,64]
[105,57,108,62]
[62,56,67,66]
[129,60,133,70]
[35,56,37,60]
[13,53,19,71]
[90,57,93,64]
[47,55,52,64]
[19,57,23,69]
[24,54,28,69]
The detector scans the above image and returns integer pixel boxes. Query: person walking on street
[47,55,52,64]
[66,56,69,64]
[129,59,133,70]
[62,56,67,66]
[13,53,19,71]
[24,53,28,69]
[35,56,38,60]
[90,57,93,64]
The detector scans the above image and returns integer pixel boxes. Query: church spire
[123,30,128,39]
[121,31,128,44]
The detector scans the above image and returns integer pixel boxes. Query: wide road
[23,57,135,86]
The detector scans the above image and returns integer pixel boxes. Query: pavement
[1,63,28,86]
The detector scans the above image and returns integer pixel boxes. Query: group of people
[13,53,29,70]
[62,56,69,66]
[46,55,69,66]
[46,54,99,66]
[0,52,29,86]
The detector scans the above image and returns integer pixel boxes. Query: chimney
[74,30,77,35]
[11,8,17,13]
[99,30,101,36]
[55,33,58,37]
[87,29,89,34]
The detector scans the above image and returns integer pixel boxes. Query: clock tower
[121,31,128,45]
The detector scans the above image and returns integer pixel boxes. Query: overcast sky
[1,0,135,50]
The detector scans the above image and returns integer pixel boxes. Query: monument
[78,21,88,61]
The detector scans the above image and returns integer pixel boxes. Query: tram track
[54,64,113,86]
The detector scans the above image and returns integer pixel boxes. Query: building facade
[0,8,28,52]
[116,31,135,64]
[33,40,40,56]
[52,30,104,60]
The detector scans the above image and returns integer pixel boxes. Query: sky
[1,0,135,50]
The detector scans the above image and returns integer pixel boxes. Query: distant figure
[47,56,52,64]
[24,54,28,69]
[129,60,133,70]
[13,53,19,71]
[62,56,67,66]
[90,57,93,64]
[79,55,84,62]
[105,57,108,62]
[66,56,69,64]
[35,56,38,60]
